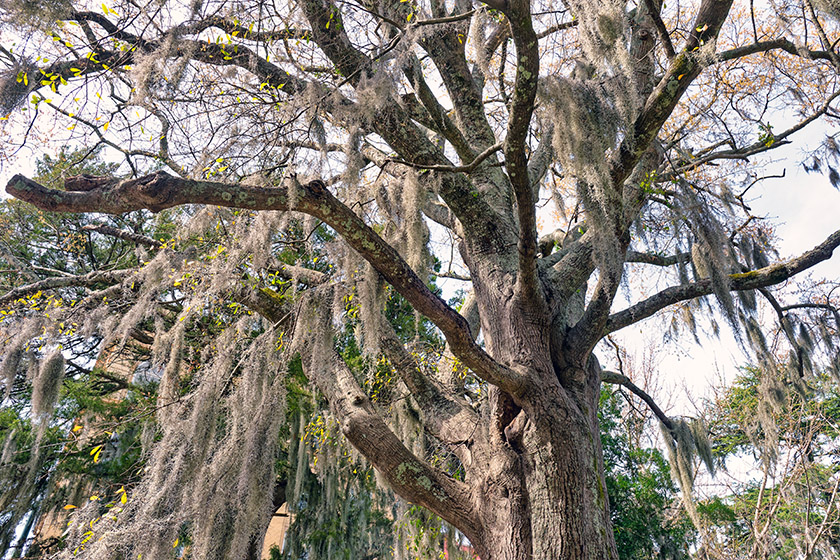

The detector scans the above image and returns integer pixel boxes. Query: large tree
[1,0,840,558]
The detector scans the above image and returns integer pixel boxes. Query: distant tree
[697,367,840,558]
[599,387,695,559]
[0,148,153,557]
[2,0,840,558]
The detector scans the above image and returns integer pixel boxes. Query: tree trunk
[523,388,618,560]
[465,289,618,560]
[471,384,617,559]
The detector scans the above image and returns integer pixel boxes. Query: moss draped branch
[240,287,484,552]
[609,0,736,188]
[297,0,508,246]
[309,345,484,552]
[604,228,840,334]
[0,268,135,306]
[5,172,525,395]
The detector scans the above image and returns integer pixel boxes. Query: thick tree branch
[310,346,483,551]
[604,228,840,334]
[566,265,622,363]
[242,280,484,541]
[379,326,481,448]
[502,0,542,306]
[527,125,554,200]
[642,0,676,59]
[626,250,691,266]
[6,173,525,395]
[287,295,483,547]
[419,24,498,151]
[266,262,327,286]
[401,61,476,162]
[82,223,162,249]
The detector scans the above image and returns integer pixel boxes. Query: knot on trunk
[134,171,175,212]
[306,179,328,195]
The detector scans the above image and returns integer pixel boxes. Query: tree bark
[467,362,618,560]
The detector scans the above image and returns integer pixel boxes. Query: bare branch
[171,16,313,42]
[414,9,476,26]
[536,20,577,40]
[389,142,503,173]
[601,370,674,430]
[717,37,834,64]
[665,90,840,176]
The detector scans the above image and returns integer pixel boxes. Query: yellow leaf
[173,538,179,548]
[103,121,109,132]
[121,493,127,504]
[677,74,685,80]
[90,495,100,501]
[63,504,77,510]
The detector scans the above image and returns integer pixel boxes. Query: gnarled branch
[605,228,840,334]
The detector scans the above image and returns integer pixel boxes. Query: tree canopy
[1,0,840,558]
